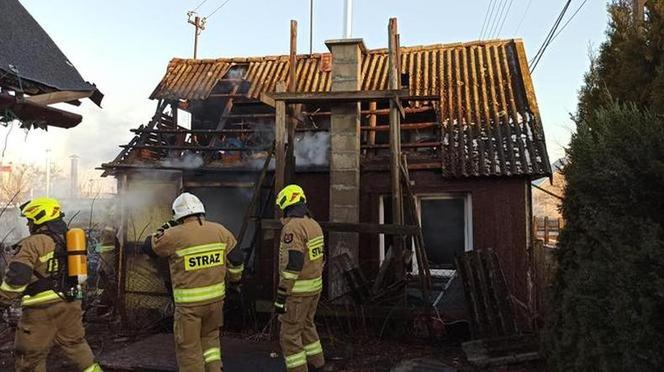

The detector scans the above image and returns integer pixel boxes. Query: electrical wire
[207,0,233,19]
[487,0,509,39]
[479,0,497,40]
[514,0,534,35]
[529,0,572,72]
[550,0,590,44]
[192,0,209,12]
[494,0,515,38]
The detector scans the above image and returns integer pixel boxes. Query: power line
[481,0,500,40]
[514,0,534,35]
[529,0,572,72]
[550,0,590,43]
[486,0,507,39]
[494,0,515,38]
[207,0,232,19]
[479,0,497,40]
[192,0,209,12]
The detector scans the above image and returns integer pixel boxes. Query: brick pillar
[325,39,366,300]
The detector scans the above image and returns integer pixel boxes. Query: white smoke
[159,153,204,169]
[295,132,329,167]
[0,207,29,247]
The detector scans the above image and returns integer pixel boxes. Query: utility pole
[187,11,207,59]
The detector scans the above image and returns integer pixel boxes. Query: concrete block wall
[325,39,366,300]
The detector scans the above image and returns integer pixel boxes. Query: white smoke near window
[295,132,329,167]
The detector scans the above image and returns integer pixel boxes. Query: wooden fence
[533,216,563,246]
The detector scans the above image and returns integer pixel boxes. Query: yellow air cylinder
[66,228,88,284]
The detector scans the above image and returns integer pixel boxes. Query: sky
[0,0,610,193]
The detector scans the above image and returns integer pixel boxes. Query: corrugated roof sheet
[141,39,551,178]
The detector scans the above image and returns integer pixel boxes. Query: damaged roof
[122,39,551,178]
[0,0,103,105]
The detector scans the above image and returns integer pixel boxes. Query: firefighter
[274,184,326,372]
[142,192,244,372]
[0,197,102,372]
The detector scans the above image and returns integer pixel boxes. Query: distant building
[533,159,565,219]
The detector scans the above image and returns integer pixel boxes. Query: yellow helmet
[276,184,306,211]
[20,197,62,225]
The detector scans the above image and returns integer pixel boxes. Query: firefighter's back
[156,217,236,307]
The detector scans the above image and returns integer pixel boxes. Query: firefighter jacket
[150,216,242,307]
[0,227,65,307]
[278,216,325,298]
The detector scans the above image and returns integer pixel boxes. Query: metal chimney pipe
[69,155,79,199]
[343,0,352,38]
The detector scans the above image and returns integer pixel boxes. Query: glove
[274,300,286,314]
[274,293,287,314]
[229,282,242,295]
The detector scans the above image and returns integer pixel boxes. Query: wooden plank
[362,141,441,150]
[302,106,434,117]
[368,101,377,146]
[456,254,481,338]
[388,17,404,282]
[487,250,518,335]
[260,219,418,235]
[474,250,499,337]
[117,174,129,325]
[360,122,440,131]
[400,156,432,293]
[268,88,416,103]
[274,81,287,214]
[237,149,274,248]
[183,181,258,188]
[25,90,92,106]
[119,144,270,152]
[288,20,298,92]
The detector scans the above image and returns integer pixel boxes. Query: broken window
[379,194,473,275]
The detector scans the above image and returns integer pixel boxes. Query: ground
[0,318,546,372]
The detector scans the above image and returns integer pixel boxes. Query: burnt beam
[261,219,418,235]
[119,144,270,152]
[267,88,433,104]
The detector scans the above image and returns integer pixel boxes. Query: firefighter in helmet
[0,197,101,372]
[274,185,326,372]
[143,192,244,371]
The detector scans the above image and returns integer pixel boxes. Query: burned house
[101,36,551,325]
[0,0,103,129]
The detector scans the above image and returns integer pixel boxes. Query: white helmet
[172,192,205,221]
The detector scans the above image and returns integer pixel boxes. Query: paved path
[99,333,286,371]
